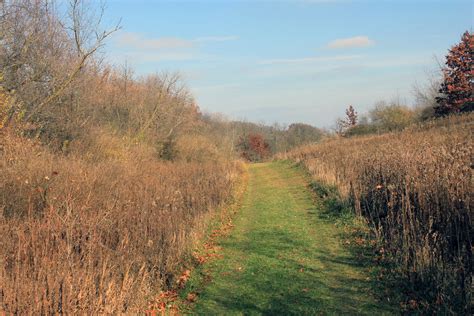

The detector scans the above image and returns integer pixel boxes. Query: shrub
[175,134,221,163]
[344,123,378,137]
[369,102,416,132]
[237,133,271,162]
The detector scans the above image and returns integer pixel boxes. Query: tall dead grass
[281,114,473,313]
[0,131,241,313]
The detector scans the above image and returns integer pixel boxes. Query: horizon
[103,0,472,128]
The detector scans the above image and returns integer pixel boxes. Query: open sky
[103,0,473,128]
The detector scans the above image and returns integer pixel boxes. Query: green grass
[183,161,397,315]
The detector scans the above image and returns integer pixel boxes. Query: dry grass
[0,3,243,313]
[0,131,241,314]
[281,113,473,313]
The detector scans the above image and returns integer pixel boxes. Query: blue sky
[103,0,473,127]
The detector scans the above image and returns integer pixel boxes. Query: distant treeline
[202,115,326,161]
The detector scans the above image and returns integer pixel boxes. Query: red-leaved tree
[435,31,474,116]
[237,133,271,162]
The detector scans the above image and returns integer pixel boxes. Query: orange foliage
[237,133,271,162]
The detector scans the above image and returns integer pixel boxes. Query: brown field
[280,113,473,312]
[0,131,241,313]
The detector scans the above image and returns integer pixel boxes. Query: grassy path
[187,161,394,315]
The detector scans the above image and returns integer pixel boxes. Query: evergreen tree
[435,31,474,116]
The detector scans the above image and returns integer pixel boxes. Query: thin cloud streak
[115,32,239,51]
[117,32,193,50]
[361,56,433,68]
[326,36,375,49]
[259,54,363,65]
[193,36,239,42]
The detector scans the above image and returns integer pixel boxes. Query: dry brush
[281,114,473,313]
[0,132,241,313]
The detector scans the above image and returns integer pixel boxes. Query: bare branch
[23,0,121,121]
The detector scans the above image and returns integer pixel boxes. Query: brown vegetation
[0,131,241,313]
[281,113,473,313]
[0,1,242,313]
[237,133,271,162]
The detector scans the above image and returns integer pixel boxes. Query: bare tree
[412,69,442,120]
[25,0,121,120]
[135,72,199,142]
[0,0,120,127]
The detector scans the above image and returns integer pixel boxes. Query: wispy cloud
[259,54,362,65]
[115,32,238,50]
[122,52,198,62]
[117,32,193,50]
[299,0,345,3]
[193,83,241,93]
[112,31,238,63]
[193,36,239,43]
[326,36,375,49]
[361,56,432,68]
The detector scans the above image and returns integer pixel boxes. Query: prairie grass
[0,131,241,313]
[280,113,473,313]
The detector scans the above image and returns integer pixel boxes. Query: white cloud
[112,32,237,63]
[326,36,375,49]
[259,54,362,65]
[115,32,238,51]
[126,52,197,62]
[193,36,239,43]
[193,83,241,92]
[361,56,432,68]
[117,32,193,50]
[300,0,343,2]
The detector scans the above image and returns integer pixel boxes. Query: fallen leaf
[187,292,198,302]
[177,270,191,288]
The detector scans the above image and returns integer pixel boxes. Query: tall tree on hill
[435,31,474,116]
[336,105,358,135]
[345,105,358,126]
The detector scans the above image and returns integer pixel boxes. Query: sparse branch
[25,0,120,121]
